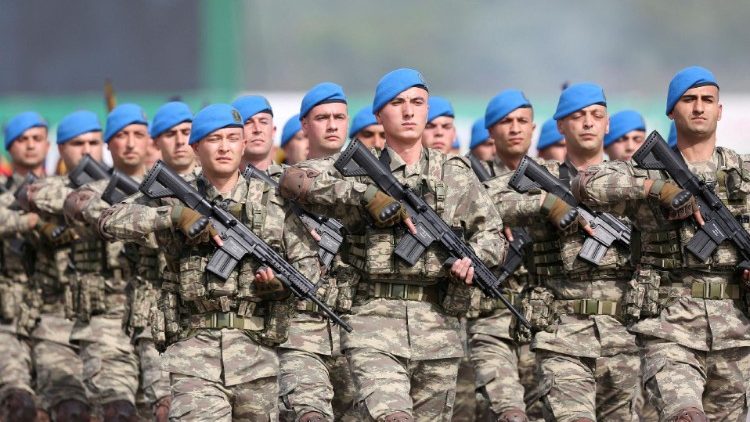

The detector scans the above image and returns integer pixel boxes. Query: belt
[372,282,440,303]
[188,311,264,331]
[297,301,320,313]
[555,298,622,317]
[661,281,741,300]
[491,292,520,309]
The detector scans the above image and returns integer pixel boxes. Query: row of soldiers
[0,64,747,422]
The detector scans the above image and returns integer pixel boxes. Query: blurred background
[2,0,749,173]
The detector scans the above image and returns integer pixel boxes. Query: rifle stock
[101,170,139,205]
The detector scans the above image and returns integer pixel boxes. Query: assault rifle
[333,140,530,328]
[467,154,493,182]
[499,228,532,284]
[633,131,750,269]
[101,170,139,205]
[508,156,631,266]
[69,154,111,188]
[139,161,352,332]
[242,164,344,272]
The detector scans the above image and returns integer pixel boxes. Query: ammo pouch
[125,277,157,338]
[257,298,294,347]
[330,263,360,314]
[66,273,107,322]
[151,287,181,352]
[16,287,42,336]
[515,286,555,342]
[0,280,17,321]
[441,280,473,317]
[623,267,662,324]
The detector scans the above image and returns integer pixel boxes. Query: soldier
[279,68,506,422]
[57,103,155,421]
[349,106,386,151]
[99,103,319,420]
[491,83,640,422]
[152,101,196,175]
[422,96,456,154]
[277,82,357,422]
[281,114,308,166]
[535,119,566,162]
[233,95,276,171]
[574,66,750,421]
[0,111,49,422]
[603,110,646,162]
[468,117,495,162]
[300,83,348,160]
[472,90,539,422]
[22,110,104,421]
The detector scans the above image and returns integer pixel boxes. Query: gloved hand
[649,180,699,220]
[171,205,218,243]
[545,194,584,232]
[365,190,410,228]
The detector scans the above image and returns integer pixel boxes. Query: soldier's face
[282,130,308,165]
[538,142,567,162]
[471,139,496,161]
[557,105,608,156]
[669,85,722,140]
[58,131,104,169]
[302,103,348,156]
[490,107,535,159]
[108,124,150,170]
[8,127,49,169]
[356,124,386,150]
[422,116,455,153]
[605,130,645,161]
[156,122,195,171]
[242,112,275,159]
[192,127,245,177]
[376,87,428,145]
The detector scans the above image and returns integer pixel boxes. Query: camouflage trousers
[135,337,170,407]
[169,373,278,421]
[32,315,88,412]
[346,347,460,421]
[0,330,33,400]
[278,349,357,421]
[536,349,639,422]
[450,357,477,422]
[639,335,750,421]
[72,315,139,407]
[469,333,525,417]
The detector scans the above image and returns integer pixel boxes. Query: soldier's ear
[375,111,383,126]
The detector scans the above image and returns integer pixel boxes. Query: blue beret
[470,118,490,150]
[484,89,532,129]
[232,95,273,123]
[451,139,460,150]
[427,96,455,122]
[667,121,677,148]
[604,110,646,148]
[553,83,607,120]
[4,111,47,149]
[349,107,379,139]
[57,110,101,145]
[665,66,718,115]
[105,103,148,143]
[150,102,193,139]
[537,118,564,150]
[372,68,428,113]
[300,82,346,119]
[189,104,243,145]
[281,114,302,147]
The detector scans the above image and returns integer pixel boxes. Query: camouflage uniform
[0,174,36,407]
[492,159,639,422]
[56,178,140,414]
[23,175,89,413]
[263,165,358,422]
[575,148,750,421]
[99,171,320,421]
[286,147,506,421]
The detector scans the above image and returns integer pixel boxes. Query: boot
[102,400,137,422]
[1,389,36,422]
[152,396,171,422]
[384,411,413,422]
[55,399,90,422]
[497,407,528,422]
[299,411,326,422]
[673,407,707,422]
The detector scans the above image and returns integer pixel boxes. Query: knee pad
[672,407,707,422]
[1,389,36,422]
[54,399,90,422]
[498,407,528,422]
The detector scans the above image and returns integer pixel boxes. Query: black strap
[558,162,571,187]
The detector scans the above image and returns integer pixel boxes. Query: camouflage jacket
[487,158,636,358]
[290,146,506,360]
[99,171,320,383]
[575,148,750,351]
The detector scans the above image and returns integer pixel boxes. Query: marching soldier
[280,114,308,166]
[422,96,457,154]
[603,110,646,162]
[468,117,495,163]
[535,118,566,162]
[349,106,386,151]
[279,68,506,421]
[574,66,750,421]
[233,95,277,171]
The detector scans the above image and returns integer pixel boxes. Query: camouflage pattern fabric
[99,171,320,419]
[286,146,506,419]
[575,149,750,419]
[0,331,33,400]
[135,337,170,407]
[169,372,278,421]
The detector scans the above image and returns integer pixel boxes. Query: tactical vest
[170,178,292,347]
[637,147,750,272]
